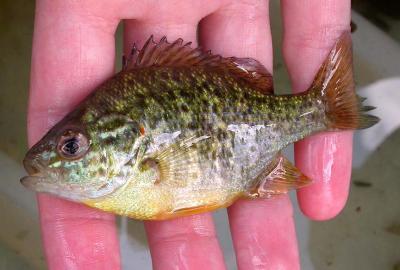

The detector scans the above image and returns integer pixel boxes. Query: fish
[21,32,379,220]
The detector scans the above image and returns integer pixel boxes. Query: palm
[29,0,352,269]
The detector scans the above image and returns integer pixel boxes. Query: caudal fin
[309,32,379,130]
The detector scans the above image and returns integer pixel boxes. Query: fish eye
[57,130,89,159]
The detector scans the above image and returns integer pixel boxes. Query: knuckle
[223,0,268,20]
[148,225,217,246]
[289,23,350,51]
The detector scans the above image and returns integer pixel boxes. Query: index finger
[281,0,352,220]
[29,1,121,268]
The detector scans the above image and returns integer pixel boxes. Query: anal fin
[247,155,312,198]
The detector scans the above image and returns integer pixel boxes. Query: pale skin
[28,0,352,269]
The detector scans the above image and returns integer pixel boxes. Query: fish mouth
[20,174,48,191]
[23,155,42,175]
[20,173,91,202]
[19,174,78,201]
[21,156,92,202]
[21,153,50,191]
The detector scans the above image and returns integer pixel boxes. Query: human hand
[28,0,352,269]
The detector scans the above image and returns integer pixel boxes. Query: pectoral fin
[247,155,312,198]
[140,135,210,188]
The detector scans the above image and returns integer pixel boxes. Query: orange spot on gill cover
[140,124,145,135]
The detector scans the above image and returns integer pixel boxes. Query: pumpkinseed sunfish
[21,32,379,220]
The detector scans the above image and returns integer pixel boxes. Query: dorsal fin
[123,36,274,94]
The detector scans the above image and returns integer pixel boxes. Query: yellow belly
[84,183,243,220]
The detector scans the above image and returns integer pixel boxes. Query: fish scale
[87,67,322,138]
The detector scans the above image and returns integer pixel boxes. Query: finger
[122,1,221,51]
[30,1,121,269]
[145,214,225,269]
[281,0,352,220]
[123,6,226,269]
[200,1,300,269]
[38,195,120,270]
[229,196,299,269]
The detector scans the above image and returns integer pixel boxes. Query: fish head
[21,109,141,202]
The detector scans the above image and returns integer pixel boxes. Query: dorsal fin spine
[123,36,274,94]
[141,36,158,66]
